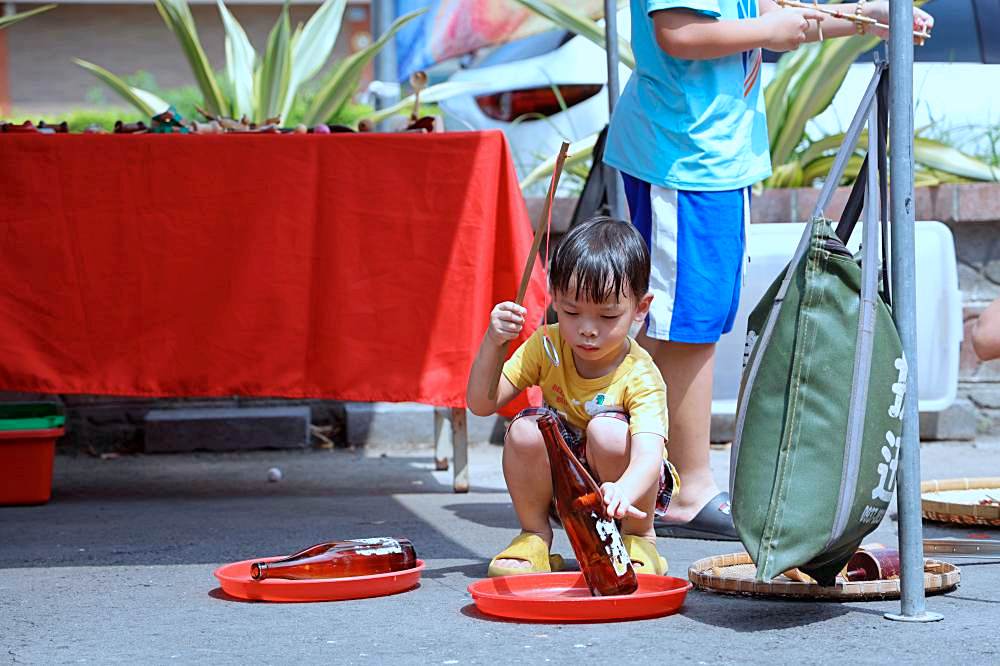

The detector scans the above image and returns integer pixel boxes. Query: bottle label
[593,514,631,577]
[351,537,403,556]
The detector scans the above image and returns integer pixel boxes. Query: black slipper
[654,491,740,541]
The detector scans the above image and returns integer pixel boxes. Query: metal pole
[884,0,942,623]
[371,0,398,112]
[603,0,627,220]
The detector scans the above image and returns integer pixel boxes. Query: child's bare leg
[584,417,657,544]
[636,333,721,523]
[498,415,554,569]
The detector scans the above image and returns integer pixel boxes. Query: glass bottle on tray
[537,413,638,596]
[250,538,417,581]
[844,544,901,581]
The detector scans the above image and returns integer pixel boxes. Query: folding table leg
[450,407,469,493]
[433,407,451,471]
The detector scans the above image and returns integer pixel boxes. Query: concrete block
[144,406,310,453]
[344,402,505,446]
[919,399,978,441]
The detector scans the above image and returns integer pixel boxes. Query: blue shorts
[622,173,747,344]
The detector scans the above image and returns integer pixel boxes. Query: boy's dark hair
[549,216,650,303]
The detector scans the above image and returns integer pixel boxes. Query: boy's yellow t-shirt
[502,324,668,440]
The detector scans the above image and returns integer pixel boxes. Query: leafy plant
[76,0,426,126]
[78,71,374,128]
[0,4,55,30]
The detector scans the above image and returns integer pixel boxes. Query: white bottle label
[350,537,403,556]
[593,514,631,577]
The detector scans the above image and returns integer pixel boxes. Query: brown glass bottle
[537,413,638,596]
[250,538,417,581]
[844,545,900,581]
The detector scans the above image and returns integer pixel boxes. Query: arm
[652,4,826,60]
[623,433,666,492]
[781,1,863,41]
[653,1,933,60]
[601,433,665,520]
[466,301,525,416]
[972,298,1000,362]
[788,1,936,43]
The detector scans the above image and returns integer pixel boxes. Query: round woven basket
[688,552,960,601]
[921,477,1000,527]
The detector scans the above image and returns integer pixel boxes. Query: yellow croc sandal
[623,535,668,576]
[487,533,565,577]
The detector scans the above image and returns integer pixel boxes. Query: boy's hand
[861,1,934,42]
[600,482,647,521]
[760,8,825,51]
[487,301,527,346]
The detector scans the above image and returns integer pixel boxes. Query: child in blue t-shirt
[605,0,933,540]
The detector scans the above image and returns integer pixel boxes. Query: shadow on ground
[679,591,880,631]
[441,502,519,530]
[0,449,485,569]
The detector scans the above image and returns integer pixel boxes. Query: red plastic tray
[213,557,424,602]
[468,572,692,622]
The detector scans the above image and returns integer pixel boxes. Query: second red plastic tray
[468,572,691,622]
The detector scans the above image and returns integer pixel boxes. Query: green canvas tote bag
[731,63,908,586]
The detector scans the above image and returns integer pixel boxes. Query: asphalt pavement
[2,438,999,665]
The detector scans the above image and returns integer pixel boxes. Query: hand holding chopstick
[486,141,571,400]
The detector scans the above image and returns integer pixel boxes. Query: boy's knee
[505,417,545,456]
[586,417,628,458]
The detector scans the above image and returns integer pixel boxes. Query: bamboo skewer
[776,0,932,41]
[486,141,571,401]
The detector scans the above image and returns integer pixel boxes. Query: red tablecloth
[0,131,546,407]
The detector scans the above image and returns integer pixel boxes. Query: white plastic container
[713,221,962,416]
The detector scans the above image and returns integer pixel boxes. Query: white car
[440,0,999,179]
[438,14,631,188]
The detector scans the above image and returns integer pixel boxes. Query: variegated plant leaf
[217,0,256,118]
[73,58,168,118]
[255,1,293,123]
[154,0,228,116]
[770,35,879,166]
[915,138,1000,182]
[764,44,818,151]
[0,4,55,30]
[302,7,426,126]
[280,0,348,122]
[519,133,598,190]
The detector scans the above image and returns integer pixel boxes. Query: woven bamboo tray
[688,552,960,601]
[921,477,1000,527]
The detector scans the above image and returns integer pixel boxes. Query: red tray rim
[467,572,692,603]
[213,557,426,586]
